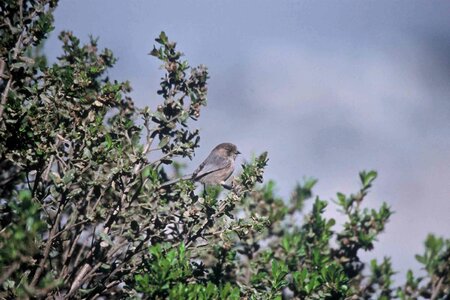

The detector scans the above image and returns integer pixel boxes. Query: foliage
[0,1,449,299]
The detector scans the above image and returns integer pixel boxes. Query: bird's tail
[159,174,193,188]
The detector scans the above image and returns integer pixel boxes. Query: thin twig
[0,22,26,119]
[61,229,83,278]
[0,261,20,285]
[0,77,12,120]
[30,203,63,287]
[52,219,89,240]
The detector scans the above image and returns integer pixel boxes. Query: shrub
[0,1,448,299]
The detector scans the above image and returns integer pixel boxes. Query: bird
[160,142,240,189]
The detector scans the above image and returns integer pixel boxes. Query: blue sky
[46,0,450,280]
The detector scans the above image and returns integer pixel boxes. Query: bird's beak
[236,150,241,155]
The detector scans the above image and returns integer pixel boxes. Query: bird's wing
[192,154,231,180]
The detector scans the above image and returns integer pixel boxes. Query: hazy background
[45,1,450,280]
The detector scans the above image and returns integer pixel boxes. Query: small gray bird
[160,142,240,188]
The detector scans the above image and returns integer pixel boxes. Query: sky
[45,0,450,280]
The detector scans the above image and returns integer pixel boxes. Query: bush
[0,1,449,299]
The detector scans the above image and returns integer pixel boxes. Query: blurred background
[45,0,450,280]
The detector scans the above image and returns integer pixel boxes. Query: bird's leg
[202,183,207,197]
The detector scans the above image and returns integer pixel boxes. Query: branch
[0,76,12,120]
[30,202,63,287]
[430,276,444,300]
[0,20,26,120]
[66,263,93,298]
[0,261,20,285]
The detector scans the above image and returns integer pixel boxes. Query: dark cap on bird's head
[213,142,241,156]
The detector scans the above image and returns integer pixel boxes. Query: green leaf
[415,254,426,264]
[63,169,76,184]
[19,190,32,201]
[149,46,159,57]
[104,133,113,149]
[360,170,377,188]
[158,136,170,148]
[155,31,168,45]
[99,232,113,246]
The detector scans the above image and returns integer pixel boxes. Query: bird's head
[214,142,240,160]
